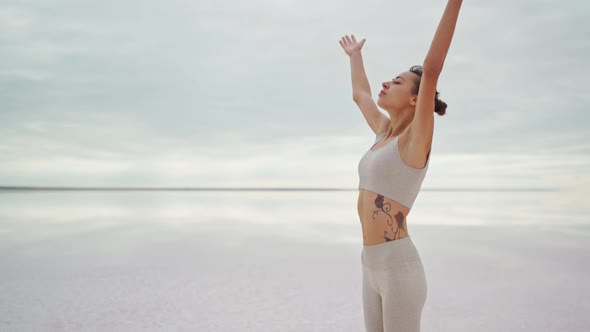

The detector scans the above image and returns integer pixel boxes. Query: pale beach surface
[1,191,588,331]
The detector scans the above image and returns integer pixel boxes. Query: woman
[339,1,463,331]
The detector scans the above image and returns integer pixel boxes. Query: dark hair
[408,65,447,116]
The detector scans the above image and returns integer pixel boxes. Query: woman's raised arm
[423,0,463,74]
[410,0,463,147]
[340,35,389,135]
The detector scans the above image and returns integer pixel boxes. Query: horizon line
[0,186,562,192]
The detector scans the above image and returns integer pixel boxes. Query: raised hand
[339,34,366,56]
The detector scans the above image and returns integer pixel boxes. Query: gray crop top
[358,131,430,209]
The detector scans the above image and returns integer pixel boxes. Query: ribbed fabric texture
[358,131,430,209]
[361,237,427,331]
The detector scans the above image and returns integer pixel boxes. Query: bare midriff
[357,188,411,246]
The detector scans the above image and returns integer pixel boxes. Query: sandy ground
[1,220,589,331]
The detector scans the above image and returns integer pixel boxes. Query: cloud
[0,0,588,189]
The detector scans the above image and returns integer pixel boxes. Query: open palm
[339,34,366,56]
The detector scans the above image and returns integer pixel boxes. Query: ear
[410,95,418,106]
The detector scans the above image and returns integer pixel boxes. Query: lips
[379,90,386,96]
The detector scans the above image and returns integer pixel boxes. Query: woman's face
[377,71,419,111]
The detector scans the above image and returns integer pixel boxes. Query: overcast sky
[1,0,588,193]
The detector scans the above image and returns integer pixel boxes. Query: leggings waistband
[361,237,422,269]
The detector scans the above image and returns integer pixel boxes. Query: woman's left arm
[412,0,463,146]
[424,0,463,74]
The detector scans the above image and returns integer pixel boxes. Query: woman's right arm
[340,35,389,135]
[349,51,372,99]
[339,35,371,99]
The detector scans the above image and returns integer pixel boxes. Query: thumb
[359,38,366,47]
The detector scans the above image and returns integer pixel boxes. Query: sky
[1,0,589,193]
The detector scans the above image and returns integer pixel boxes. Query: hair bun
[434,98,447,116]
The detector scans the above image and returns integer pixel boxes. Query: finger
[345,35,351,44]
[351,35,357,43]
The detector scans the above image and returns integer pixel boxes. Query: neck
[386,108,414,136]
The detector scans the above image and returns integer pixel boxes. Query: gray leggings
[361,237,428,332]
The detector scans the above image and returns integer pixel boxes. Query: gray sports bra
[358,131,430,209]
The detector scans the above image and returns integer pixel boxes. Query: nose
[382,82,389,89]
